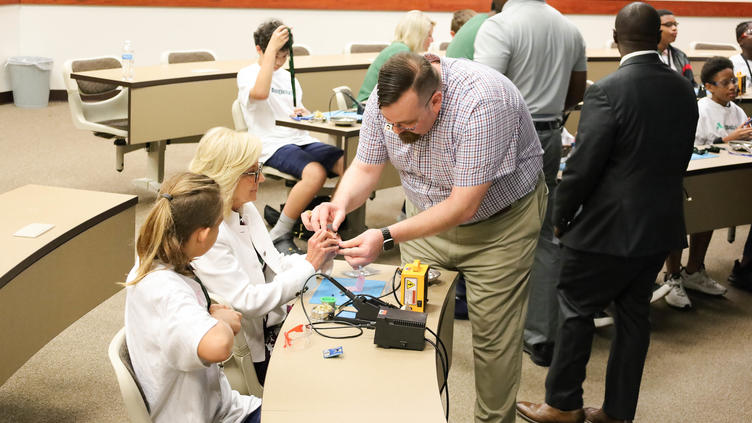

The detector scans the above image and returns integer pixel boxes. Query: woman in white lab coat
[190,127,338,383]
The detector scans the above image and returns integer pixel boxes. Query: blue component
[323,346,343,358]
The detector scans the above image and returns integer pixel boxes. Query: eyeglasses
[385,91,437,133]
[661,21,679,28]
[710,77,738,87]
[241,164,263,183]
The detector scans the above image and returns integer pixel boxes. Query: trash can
[5,56,54,108]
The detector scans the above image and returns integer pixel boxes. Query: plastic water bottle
[122,40,135,81]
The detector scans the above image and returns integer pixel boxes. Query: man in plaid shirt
[305,52,545,423]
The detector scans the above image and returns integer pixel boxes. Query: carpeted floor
[1,102,750,422]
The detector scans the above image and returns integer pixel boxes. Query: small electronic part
[400,259,429,312]
[374,307,426,351]
[321,296,337,310]
[311,304,334,321]
[323,346,343,358]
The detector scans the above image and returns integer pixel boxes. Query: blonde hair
[395,10,436,53]
[129,172,222,285]
[189,127,262,217]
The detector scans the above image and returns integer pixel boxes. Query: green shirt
[446,13,489,60]
[357,42,411,102]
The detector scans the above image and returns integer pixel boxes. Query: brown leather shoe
[516,401,585,423]
[584,407,632,423]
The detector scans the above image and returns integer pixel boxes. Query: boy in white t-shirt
[238,19,344,255]
[730,21,752,93]
[664,57,751,309]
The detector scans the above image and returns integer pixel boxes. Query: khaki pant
[400,174,547,423]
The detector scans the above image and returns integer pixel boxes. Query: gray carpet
[1,102,750,422]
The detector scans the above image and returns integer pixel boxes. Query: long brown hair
[128,172,222,285]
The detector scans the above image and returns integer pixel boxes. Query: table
[275,118,402,239]
[261,260,458,423]
[70,53,378,190]
[684,148,752,233]
[0,185,137,385]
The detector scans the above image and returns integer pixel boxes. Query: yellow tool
[400,259,429,312]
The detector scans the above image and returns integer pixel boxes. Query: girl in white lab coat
[189,127,338,383]
[124,172,262,423]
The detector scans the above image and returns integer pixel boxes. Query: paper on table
[14,223,55,238]
[311,278,387,306]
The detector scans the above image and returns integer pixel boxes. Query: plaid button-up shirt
[357,54,543,224]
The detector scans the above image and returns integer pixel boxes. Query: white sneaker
[664,276,692,309]
[594,311,614,328]
[651,283,672,303]
[682,268,727,296]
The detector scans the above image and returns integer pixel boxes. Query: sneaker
[729,260,752,292]
[682,267,727,296]
[594,311,614,328]
[651,282,672,303]
[272,233,303,255]
[664,276,692,309]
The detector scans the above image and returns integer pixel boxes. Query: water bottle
[122,40,135,81]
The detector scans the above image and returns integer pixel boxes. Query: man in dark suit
[516,3,697,423]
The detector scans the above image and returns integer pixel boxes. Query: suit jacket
[554,52,697,257]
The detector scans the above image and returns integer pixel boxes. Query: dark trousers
[545,246,666,420]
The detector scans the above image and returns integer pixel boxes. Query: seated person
[357,10,435,102]
[657,9,697,91]
[238,19,344,255]
[190,127,339,384]
[730,20,752,93]
[664,57,750,308]
[446,1,501,60]
[450,9,476,38]
[125,172,261,423]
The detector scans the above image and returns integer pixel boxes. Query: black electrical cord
[299,273,365,340]
[426,326,450,421]
[389,267,403,306]
[425,337,449,421]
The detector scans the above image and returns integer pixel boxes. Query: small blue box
[323,346,343,358]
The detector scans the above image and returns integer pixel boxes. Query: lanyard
[192,273,212,313]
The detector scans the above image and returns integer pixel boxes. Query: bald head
[613,2,661,56]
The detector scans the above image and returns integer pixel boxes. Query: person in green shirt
[446,1,502,60]
[357,10,435,102]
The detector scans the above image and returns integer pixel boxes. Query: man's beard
[399,131,422,144]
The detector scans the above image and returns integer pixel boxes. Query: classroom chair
[230,99,337,192]
[292,44,312,56]
[160,49,216,64]
[344,42,389,54]
[62,56,143,173]
[208,293,264,398]
[108,328,152,423]
[689,41,738,51]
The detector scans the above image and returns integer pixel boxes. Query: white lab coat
[192,203,314,362]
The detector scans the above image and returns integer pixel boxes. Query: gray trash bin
[5,56,54,108]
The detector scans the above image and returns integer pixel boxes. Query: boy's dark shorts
[264,142,344,179]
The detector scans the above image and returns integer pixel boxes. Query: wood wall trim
[7,0,752,17]
[550,0,752,17]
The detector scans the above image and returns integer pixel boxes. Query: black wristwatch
[380,227,394,251]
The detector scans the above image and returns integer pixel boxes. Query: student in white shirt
[730,21,752,92]
[189,127,339,384]
[125,172,262,423]
[664,57,750,309]
[238,19,344,255]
